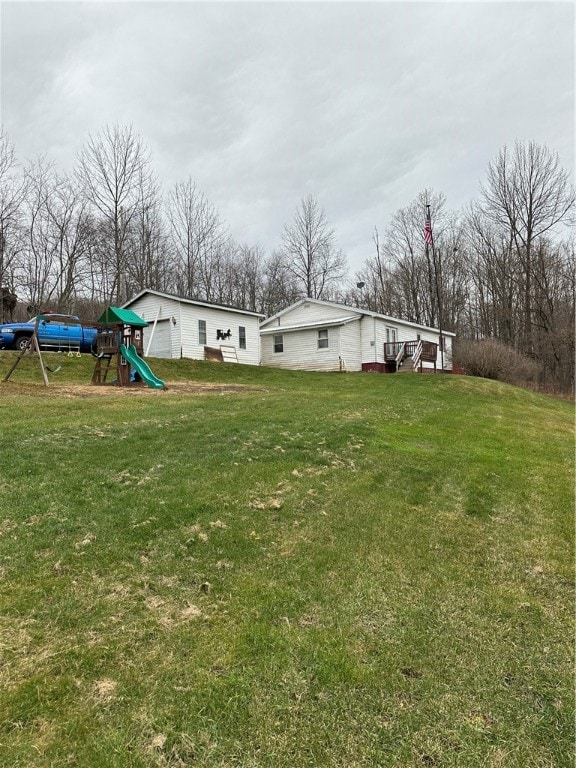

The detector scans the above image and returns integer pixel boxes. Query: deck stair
[385,339,437,373]
[397,355,416,373]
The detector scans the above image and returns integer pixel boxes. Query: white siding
[338,322,362,371]
[260,298,454,373]
[127,295,182,358]
[146,319,172,358]
[261,326,346,371]
[263,301,358,329]
[360,315,379,363]
[126,293,261,364]
[179,305,260,365]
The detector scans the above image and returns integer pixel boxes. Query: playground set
[3,307,165,389]
[91,307,164,389]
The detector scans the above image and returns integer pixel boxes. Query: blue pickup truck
[0,313,98,353]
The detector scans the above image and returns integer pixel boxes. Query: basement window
[317,329,329,349]
[198,319,207,345]
[273,334,284,353]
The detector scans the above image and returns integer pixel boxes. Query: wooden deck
[383,340,438,372]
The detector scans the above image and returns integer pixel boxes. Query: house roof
[260,316,359,335]
[260,297,456,336]
[123,289,265,318]
[97,307,148,327]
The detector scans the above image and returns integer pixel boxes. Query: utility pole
[425,204,444,372]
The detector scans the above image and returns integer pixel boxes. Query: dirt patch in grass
[1,381,265,398]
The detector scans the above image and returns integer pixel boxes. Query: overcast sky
[1,0,574,275]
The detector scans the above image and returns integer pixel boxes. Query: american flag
[424,209,433,246]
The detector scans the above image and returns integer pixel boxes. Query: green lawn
[0,353,574,767]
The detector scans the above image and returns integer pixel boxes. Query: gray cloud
[1,1,573,273]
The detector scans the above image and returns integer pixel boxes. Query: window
[239,326,246,350]
[317,329,329,349]
[273,334,283,353]
[198,319,207,345]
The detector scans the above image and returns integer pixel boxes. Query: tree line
[0,125,573,392]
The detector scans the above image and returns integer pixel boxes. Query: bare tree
[478,140,575,351]
[76,124,152,304]
[19,156,58,309]
[18,157,91,312]
[217,243,267,312]
[372,190,449,327]
[166,178,225,299]
[49,173,92,311]
[125,170,170,296]
[530,236,575,392]
[465,208,520,343]
[350,227,398,315]
[259,250,300,316]
[0,128,27,319]
[279,195,347,299]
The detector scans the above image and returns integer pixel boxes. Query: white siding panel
[261,326,344,371]
[338,322,362,371]
[145,319,172,358]
[180,306,260,364]
[360,316,379,363]
[126,294,260,364]
[120,296,181,358]
[272,302,357,328]
[128,295,181,327]
[260,298,454,372]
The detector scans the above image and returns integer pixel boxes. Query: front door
[385,327,397,357]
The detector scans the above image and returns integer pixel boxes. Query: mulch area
[1,381,266,398]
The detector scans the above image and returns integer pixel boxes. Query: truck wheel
[15,335,32,352]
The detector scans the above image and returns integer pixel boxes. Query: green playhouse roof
[97,307,149,327]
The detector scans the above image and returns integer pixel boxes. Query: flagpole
[425,204,444,373]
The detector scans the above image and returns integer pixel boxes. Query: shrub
[454,338,541,389]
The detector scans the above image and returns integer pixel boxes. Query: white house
[260,298,456,373]
[122,290,264,365]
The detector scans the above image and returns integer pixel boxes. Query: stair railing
[412,340,423,371]
[395,341,406,371]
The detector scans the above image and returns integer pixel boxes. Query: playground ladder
[91,353,114,384]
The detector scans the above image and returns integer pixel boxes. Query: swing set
[3,314,63,387]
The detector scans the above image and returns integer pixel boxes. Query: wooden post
[3,316,49,386]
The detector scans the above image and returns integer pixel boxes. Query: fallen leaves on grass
[183,524,209,543]
[145,595,203,627]
[91,678,118,703]
[180,604,202,620]
[249,497,283,510]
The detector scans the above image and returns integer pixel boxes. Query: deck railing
[384,340,438,363]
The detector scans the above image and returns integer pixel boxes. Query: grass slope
[0,353,574,767]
